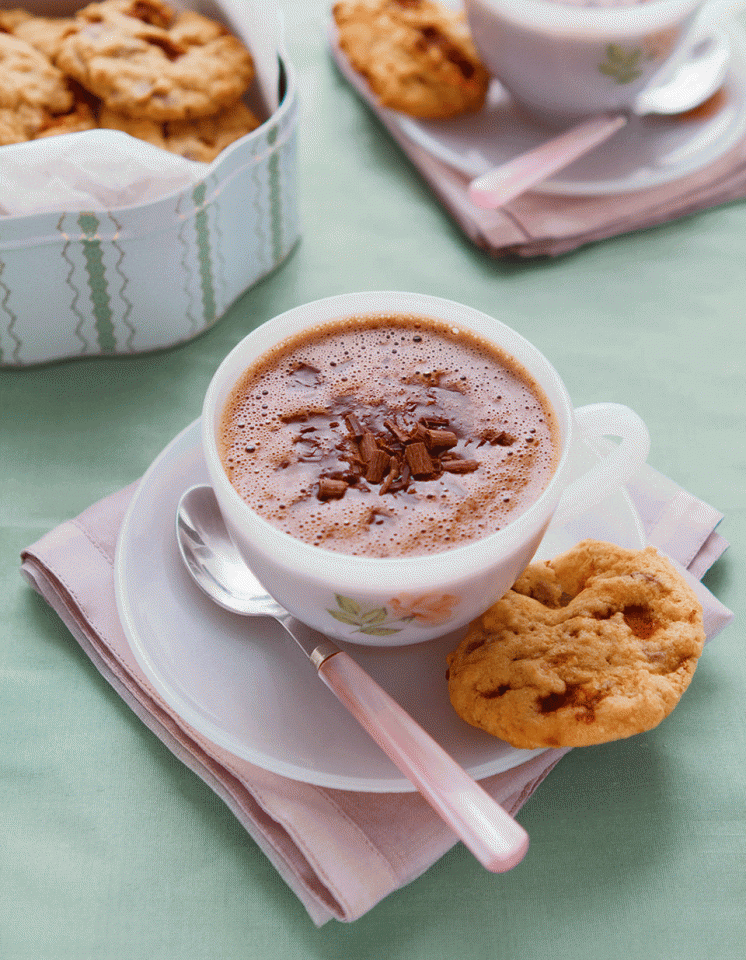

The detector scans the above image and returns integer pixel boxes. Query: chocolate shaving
[379,457,400,495]
[359,431,379,462]
[315,407,479,499]
[317,477,348,500]
[441,459,478,474]
[384,419,409,444]
[479,429,515,447]
[342,452,366,472]
[412,422,428,443]
[344,413,363,438]
[421,416,449,427]
[365,449,391,484]
[405,442,435,477]
[423,428,458,450]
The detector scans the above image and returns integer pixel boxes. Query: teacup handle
[551,403,650,530]
[655,0,746,83]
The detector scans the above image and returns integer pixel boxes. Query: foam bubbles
[219,314,559,557]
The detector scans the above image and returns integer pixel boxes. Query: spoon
[176,484,530,873]
[468,29,731,209]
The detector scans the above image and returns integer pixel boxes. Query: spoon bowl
[175,484,531,873]
[636,31,731,115]
[177,485,283,617]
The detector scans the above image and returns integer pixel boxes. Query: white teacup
[202,292,650,646]
[464,0,739,126]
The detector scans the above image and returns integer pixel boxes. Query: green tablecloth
[1,2,743,956]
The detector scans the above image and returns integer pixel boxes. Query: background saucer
[331,15,746,196]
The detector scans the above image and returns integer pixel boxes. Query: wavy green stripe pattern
[0,257,23,365]
[267,126,283,266]
[79,214,116,353]
[192,183,216,324]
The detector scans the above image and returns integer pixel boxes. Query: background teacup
[202,292,650,646]
[464,0,743,126]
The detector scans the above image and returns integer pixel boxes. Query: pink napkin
[20,459,732,925]
[386,127,746,257]
[328,27,746,257]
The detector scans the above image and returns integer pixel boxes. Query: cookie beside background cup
[201,292,651,647]
[463,0,743,126]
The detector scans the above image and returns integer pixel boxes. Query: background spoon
[468,29,731,209]
[176,484,530,873]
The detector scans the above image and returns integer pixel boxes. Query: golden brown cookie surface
[0,31,74,113]
[0,9,79,62]
[333,0,489,119]
[0,103,46,145]
[446,540,706,748]
[56,0,254,121]
[33,84,98,139]
[0,23,97,146]
[99,98,260,162]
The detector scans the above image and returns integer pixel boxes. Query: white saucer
[115,419,646,793]
[331,18,746,197]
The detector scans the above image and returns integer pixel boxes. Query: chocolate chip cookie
[333,0,490,119]
[56,0,255,121]
[0,31,74,114]
[0,30,82,145]
[33,83,98,139]
[0,8,79,62]
[0,104,45,145]
[99,98,261,162]
[446,540,706,748]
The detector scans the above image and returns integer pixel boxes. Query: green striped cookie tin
[0,29,298,366]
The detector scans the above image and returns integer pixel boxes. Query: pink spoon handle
[468,112,628,209]
[317,650,530,873]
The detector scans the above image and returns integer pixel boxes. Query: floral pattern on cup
[598,26,678,86]
[598,44,646,84]
[327,591,460,637]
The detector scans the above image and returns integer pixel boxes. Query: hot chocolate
[219,313,560,558]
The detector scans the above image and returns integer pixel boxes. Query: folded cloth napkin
[389,129,746,258]
[328,28,746,257]
[20,460,733,925]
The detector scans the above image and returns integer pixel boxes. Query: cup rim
[202,291,575,588]
[465,0,702,33]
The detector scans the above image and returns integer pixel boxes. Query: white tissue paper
[0,132,209,216]
[0,0,282,217]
